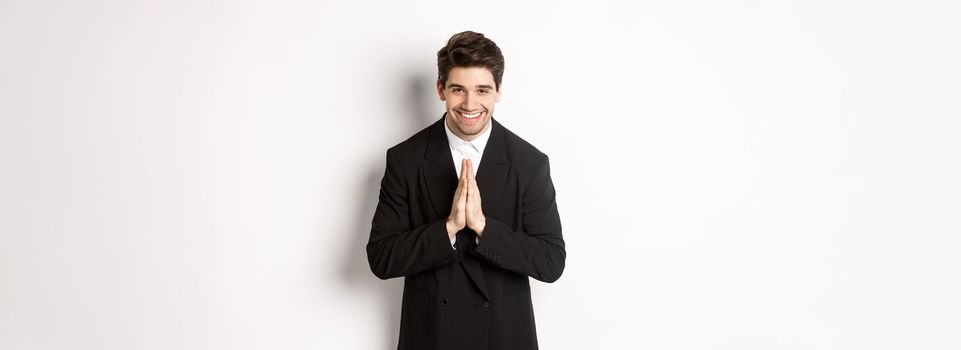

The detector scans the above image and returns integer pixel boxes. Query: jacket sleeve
[367,149,458,280]
[471,155,566,283]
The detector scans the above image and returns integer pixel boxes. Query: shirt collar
[444,114,493,155]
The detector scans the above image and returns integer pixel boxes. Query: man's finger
[470,170,479,200]
[462,159,470,197]
[467,159,477,188]
[465,159,473,197]
[467,165,480,203]
[466,177,471,198]
[454,178,463,202]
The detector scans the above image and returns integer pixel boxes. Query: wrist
[446,220,458,238]
[474,217,486,237]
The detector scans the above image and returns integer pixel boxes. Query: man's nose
[463,92,479,110]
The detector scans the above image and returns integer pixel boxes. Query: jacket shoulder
[501,123,549,165]
[384,123,434,166]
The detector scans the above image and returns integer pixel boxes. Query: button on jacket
[367,114,566,350]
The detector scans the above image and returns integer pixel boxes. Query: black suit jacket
[367,114,566,350]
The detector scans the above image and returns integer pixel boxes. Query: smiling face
[437,66,502,141]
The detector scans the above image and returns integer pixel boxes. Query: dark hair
[437,31,504,91]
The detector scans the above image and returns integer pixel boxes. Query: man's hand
[446,159,468,238]
[446,159,486,238]
[464,159,486,236]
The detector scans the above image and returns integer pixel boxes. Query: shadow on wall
[339,72,438,349]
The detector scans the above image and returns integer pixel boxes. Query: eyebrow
[448,83,495,90]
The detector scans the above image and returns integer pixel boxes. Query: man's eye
[478,90,489,94]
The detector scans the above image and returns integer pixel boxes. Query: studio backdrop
[1,0,959,349]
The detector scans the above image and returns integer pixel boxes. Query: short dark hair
[437,31,504,91]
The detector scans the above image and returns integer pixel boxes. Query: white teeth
[460,111,481,119]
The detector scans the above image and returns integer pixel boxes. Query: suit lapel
[474,118,511,212]
[423,115,458,219]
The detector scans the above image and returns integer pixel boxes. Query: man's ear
[436,80,446,101]
[495,86,502,103]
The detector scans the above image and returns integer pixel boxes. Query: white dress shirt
[444,117,493,249]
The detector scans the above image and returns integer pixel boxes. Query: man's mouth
[458,110,483,121]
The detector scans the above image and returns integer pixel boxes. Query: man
[367,31,565,350]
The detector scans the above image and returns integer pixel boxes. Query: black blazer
[367,114,566,350]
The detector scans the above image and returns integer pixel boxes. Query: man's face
[437,66,501,141]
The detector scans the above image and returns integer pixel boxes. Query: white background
[2,0,959,349]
